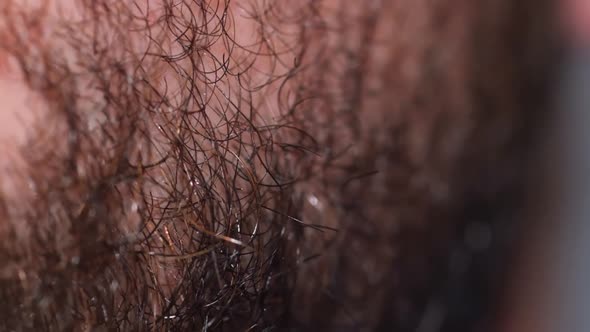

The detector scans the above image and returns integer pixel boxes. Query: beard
[0,0,557,330]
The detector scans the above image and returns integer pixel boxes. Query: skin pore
[0,0,556,331]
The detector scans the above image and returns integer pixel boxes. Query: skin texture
[0,0,557,331]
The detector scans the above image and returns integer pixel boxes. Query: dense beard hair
[0,0,556,331]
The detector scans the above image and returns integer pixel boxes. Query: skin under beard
[0,0,556,331]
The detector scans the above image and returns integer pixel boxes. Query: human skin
[0,0,556,331]
[562,0,590,44]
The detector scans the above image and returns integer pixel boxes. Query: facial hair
[0,0,557,330]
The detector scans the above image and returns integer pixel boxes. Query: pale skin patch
[0,0,56,195]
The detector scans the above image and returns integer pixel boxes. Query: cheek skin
[0,0,226,186]
[0,0,306,264]
[0,0,293,143]
[0,0,298,215]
